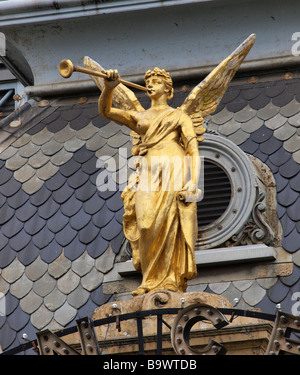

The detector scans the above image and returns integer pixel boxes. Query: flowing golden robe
[121,108,198,295]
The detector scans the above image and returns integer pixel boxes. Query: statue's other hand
[177,181,202,203]
[183,180,198,194]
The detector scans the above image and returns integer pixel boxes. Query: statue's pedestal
[89,291,273,355]
[59,290,272,355]
[93,290,232,318]
[93,290,231,340]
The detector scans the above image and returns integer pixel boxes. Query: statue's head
[144,67,174,100]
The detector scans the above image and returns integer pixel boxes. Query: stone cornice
[0,0,214,26]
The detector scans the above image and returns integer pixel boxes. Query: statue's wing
[180,34,256,142]
[84,56,144,153]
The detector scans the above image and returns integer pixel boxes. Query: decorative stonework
[92,290,232,342]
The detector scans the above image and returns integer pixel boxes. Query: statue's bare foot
[131,287,147,296]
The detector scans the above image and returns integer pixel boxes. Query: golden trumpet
[58,59,148,92]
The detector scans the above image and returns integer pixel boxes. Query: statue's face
[145,75,168,99]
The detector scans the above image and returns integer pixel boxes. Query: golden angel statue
[86,34,255,296]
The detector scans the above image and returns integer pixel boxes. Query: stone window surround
[112,244,277,277]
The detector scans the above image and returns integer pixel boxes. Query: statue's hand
[177,181,202,203]
[103,69,121,89]
[183,180,198,194]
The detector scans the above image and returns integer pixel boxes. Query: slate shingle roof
[0,74,300,353]
[0,96,128,352]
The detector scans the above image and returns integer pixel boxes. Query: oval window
[196,134,257,250]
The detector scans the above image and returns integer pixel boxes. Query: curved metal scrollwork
[171,303,229,355]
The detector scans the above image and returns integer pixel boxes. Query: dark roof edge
[0,0,213,26]
[25,55,300,99]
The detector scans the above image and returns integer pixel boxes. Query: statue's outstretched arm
[83,57,144,135]
[98,71,141,133]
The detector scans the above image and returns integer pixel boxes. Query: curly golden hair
[144,67,174,100]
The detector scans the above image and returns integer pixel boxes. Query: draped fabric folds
[121,108,198,296]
